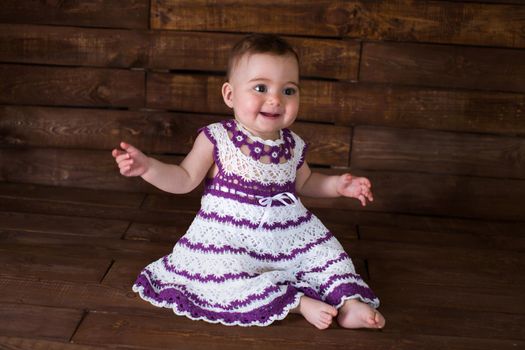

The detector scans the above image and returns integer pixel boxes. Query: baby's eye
[254,84,267,93]
[283,87,297,96]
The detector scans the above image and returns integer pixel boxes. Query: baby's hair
[226,33,300,81]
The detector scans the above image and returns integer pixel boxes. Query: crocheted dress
[132,119,379,327]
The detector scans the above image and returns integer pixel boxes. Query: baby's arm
[295,162,373,206]
[111,132,214,194]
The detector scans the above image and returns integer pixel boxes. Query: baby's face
[222,53,300,140]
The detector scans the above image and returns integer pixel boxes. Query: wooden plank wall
[0,0,524,223]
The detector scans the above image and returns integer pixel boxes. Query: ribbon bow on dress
[256,192,299,230]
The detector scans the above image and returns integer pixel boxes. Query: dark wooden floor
[0,182,524,349]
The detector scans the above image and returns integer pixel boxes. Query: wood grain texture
[350,1,525,48]
[0,304,83,341]
[0,336,107,350]
[335,84,525,135]
[0,248,112,283]
[0,193,188,226]
[359,225,525,252]
[0,0,148,29]
[125,218,203,243]
[351,126,525,178]
[0,182,144,209]
[367,255,523,292]
[448,0,525,3]
[301,169,525,221]
[0,211,128,238]
[152,0,525,48]
[146,73,228,114]
[152,0,346,36]
[0,231,170,264]
[0,183,190,225]
[291,123,350,166]
[0,107,350,166]
[0,23,150,68]
[0,64,145,108]
[73,310,385,350]
[0,24,358,80]
[313,206,525,236]
[140,193,201,213]
[348,239,525,273]
[0,147,153,192]
[71,309,525,349]
[379,304,525,341]
[0,106,220,153]
[374,282,524,315]
[361,42,525,93]
[0,277,153,315]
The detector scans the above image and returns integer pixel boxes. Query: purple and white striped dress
[132,119,379,327]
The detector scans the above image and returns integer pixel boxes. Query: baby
[112,33,385,330]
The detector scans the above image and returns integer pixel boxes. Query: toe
[316,321,330,330]
[324,306,337,317]
[376,313,386,328]
[320,313,332,323]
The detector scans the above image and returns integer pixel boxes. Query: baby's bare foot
[292,296,338,330]
[337,299,385,329]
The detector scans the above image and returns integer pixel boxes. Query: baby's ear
[221,82,234,108]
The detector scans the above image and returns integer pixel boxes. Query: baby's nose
[267,93,281,106]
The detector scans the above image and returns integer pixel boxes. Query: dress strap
[197,123,223,173]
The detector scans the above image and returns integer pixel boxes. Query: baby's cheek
[246,98,263,112]
[286,100,300,116]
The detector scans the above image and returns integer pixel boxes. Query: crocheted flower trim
[222,119,295,164]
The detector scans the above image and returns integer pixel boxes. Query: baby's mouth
[260,112,281,118]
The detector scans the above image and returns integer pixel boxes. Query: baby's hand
[336,173,373,206]
[111,142,150,177]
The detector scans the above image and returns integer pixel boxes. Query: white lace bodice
[205,121,306,187]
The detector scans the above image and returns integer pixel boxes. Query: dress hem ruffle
[132,275,380,327]
[132,278,304,327]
